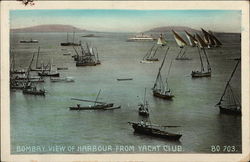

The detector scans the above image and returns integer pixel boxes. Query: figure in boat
[152,47,174,100]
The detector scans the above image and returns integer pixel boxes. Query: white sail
[185,32,195,47]
[157,34,167,46]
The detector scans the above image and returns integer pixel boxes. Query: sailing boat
[201,28,222,48]
[208,30,222,47]
[157,33,167,46]
[38,59,60,77]
[30,47,49,72]
[184,30,197,47]
[201,28,215,48]
[152,47,174,100]
[60,31,81,46]
[191,33,211,77]
[69,90,121,110]
[172,30,190,60]
[216,60,241,115]
[10,50,26,74]
[141,45,159,62]
[138,88,149,117]
[74,42,101,66]
[22,52,45,95]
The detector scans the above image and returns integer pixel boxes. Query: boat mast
[217,60,240,105]
[94,47,99,62]
[165,60,173,90]
[153,47,169,89]
[202,48,211,71]
[73,31,75,43]
[94,89,101,106]
[11,50,15,72]
[73,46,80,58]
[35,47,40,69]
[25,52,36,87]
[143,88,146,106]
[197,47,204,72]
[66,32,69,43]
[151,46,159,58]
[143,45,155,60]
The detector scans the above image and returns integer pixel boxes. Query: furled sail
[184,30,196,47]
[172,30,187,48]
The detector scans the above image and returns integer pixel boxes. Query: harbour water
[10,32,241,153]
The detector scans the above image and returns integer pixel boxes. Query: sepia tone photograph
[1,1,249,162]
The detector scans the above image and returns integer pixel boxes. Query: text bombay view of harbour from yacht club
[10,9,241,153]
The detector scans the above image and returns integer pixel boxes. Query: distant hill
[11,24,87,32]
[145,26,199,33]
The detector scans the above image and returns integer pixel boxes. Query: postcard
[1,1,249,161]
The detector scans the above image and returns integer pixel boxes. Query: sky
[10,10,241,33]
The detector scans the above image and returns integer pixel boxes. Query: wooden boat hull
[23,89,45,96]
[20,40,38,43]
[219,106,241,115]
[76,62,98,66]
[146,58,159,61]
[191,71,211,77]
[57,67,68,70]
[38,72,60,77]
[11,71,26,74]
[138,111,149,117]
[10,86,25,90]
[131,123,182,140]
[117,78,133,81]
[30,69,50,72]
[60,42,80,46]
[153,91,174,100]
[69,103,114,110]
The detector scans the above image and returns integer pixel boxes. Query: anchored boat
[60,32,81,46]
[69,90,120,110]
[38,59,60,77]
[157,33,167,46]
[128,121,182,140]
[141,44,160,62]
[152,47,174,100]
[216,59,241,115]
[30,47,50,72]
[191,33,211,78]
[20,38,38,43]
[22,52,46,96]
[73,43,101,66]
[172,30,191,60]
[138,88,149,117]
